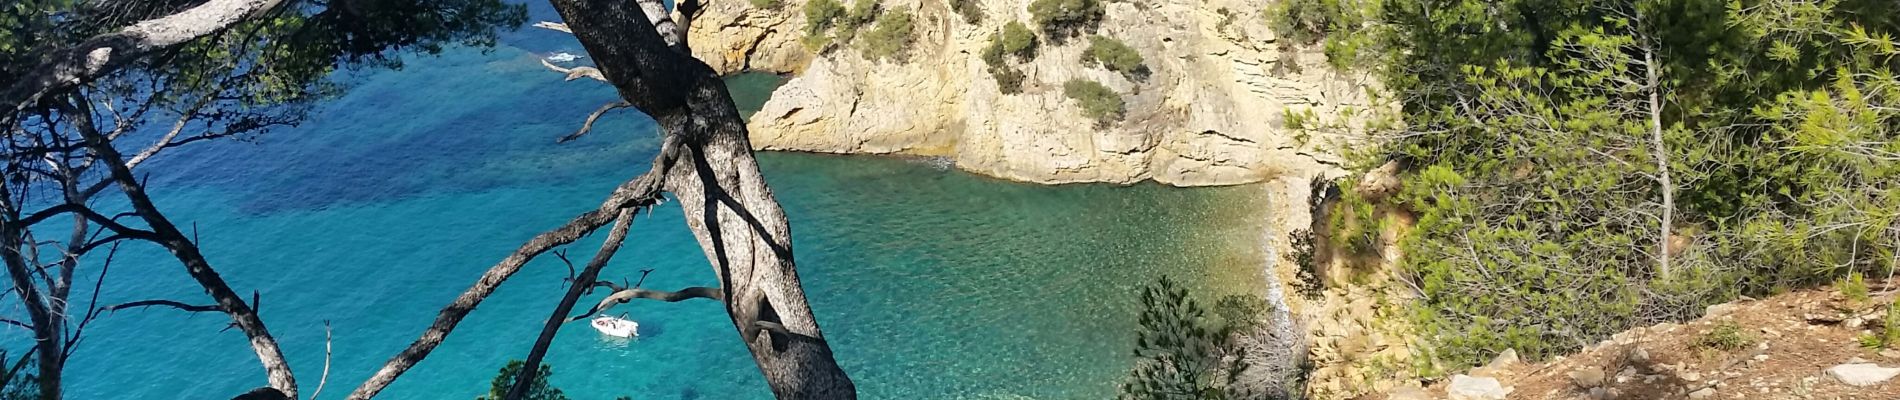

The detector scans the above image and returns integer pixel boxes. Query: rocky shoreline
[691,0,1388,396]
[690,0,1374,187]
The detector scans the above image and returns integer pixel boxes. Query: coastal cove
[24,10,1281,400]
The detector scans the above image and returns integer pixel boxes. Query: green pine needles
[1118,278,1250,400]
[1302,0,1900,374]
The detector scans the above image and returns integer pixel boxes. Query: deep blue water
[15,3,1271,399]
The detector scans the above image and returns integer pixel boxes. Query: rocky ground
[1384,283,1900,400]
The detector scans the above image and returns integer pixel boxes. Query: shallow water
[18,4,1273,399]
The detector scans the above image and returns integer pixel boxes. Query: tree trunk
[545,0,858,397]
[0,218,62,400]
[1645,48,1673,277]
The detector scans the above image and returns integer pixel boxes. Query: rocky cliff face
[689,0,1378,186]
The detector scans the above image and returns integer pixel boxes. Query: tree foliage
[1028,0,1103,42]
[949,0,984,24]
[1117,279,1306,400]
[1,1,524,398]
[1117,278,1250,400]
[0,352,36,400]
[805,0,849,34]
[859,9,915,61]
[1082,35,1148,80]
[802,0,887,52]
[1267,0,1379,69]
[477,360,567,400]
[982,21,1039,94]
[1063,79,1125,124]
[1322,0,1900,372]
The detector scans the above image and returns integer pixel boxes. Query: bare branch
[0,317,30,331]
[567,286,726,322]
[73,99,298,397]
[312,320,333,400]
[538,59,607,82]
[347,137,681,400]
[533,21,572,33]
[557,101,632,143]
[102,299,221,313]
[507,208,637,400]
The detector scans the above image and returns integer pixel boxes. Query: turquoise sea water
[22,4,1271,399]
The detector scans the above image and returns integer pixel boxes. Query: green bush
[981,22,1038,94]
[803,0,883,50]
[1327,187,1383,256]
[0,351,38,400]
[1696,321,1754,351]
[476,360,566,400]
[1117,278,1250,400]
[1841,272,1871,304]
[859,9,915,61]
[842,0,880,35]
[1081,35,1147,79]
[750,0,780,9]
[998,21,1039,60]
[988,63,1027,94]
[1063,79,1125,124]
[949,0,983,24]
[1027,0,1103,41]
[804,0,848,35]
[1266,0,1377,69]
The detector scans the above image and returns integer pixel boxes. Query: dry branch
[538,59,607,82]
[505,208,637,400]
[75,100,298,398]
[347,137,680,400]
[557,101,632,143]
[102,299,221,313]
[568,286,726,322]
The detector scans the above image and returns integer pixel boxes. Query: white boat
[590,315,639,338]
[545,52,584,63]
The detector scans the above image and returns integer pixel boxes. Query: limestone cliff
[688,0,1378,187]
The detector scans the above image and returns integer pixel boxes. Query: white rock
[1487,348,1521,369]
[1386,385,1431,400]
[1570,369,1605,388]
[1448,375,1512,400]
[1688,387,1716,399]
[1629,347,1650,363]
[1826,363,1900,387]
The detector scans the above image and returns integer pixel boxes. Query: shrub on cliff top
[803,0,849,48]
[841,0,880,35]
[804,0,847,34]
[803,0,884,50]
[1028,0,1103,42]
[1063,79,1124,124]
[859,9,915,61]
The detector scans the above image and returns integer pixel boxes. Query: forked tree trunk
[545,0,858,398]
